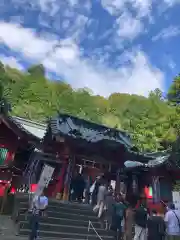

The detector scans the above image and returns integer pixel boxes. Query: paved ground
[0,215,64,240]
[0,215,27,240]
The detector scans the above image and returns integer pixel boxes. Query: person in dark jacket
[147,209,166,240]
[105,186,115,229]
[134,199,148,240]
[71,173,85,202]
[111,194,127,240]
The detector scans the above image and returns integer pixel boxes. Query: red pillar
[55,145,70,200]
[54,160,68,199]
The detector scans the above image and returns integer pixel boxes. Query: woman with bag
[164,203,180,240]
[93,179,107,218]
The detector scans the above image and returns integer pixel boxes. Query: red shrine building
[25,113,134,200]
[0,114,46,197]
[1,112,180,213]
[0,113,135,201]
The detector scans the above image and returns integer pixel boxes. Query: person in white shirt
[164,202,180,239]
[93,180,107,218]
[29,191,48,240]
[32,193,48,212]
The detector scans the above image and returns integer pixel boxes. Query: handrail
[87,220,103,240]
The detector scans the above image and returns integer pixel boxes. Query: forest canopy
[0,62,180,152]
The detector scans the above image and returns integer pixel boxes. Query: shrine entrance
[74,156,114,181]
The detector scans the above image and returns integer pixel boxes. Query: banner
[35,164,55,196]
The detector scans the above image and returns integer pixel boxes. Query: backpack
[114,202,125,220]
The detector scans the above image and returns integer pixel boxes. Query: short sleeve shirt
[164,210,180,235]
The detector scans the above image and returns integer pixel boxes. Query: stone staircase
[15,195,114,240]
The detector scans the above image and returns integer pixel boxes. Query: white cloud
[101,0,125,15]
[101,0,151,42]
[0,22,58,60]
[101,0,153,17]
[44,49,164,97]
[0,21,164,97]
[152,26,180,41]
[0,55,24,70]
[158,0,180,14]
[130,0,153,18]
[163,0,180,6]
[116,11,144,40]
[48,39,80,64]
[36,0,91,16]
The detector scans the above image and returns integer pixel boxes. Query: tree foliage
[168,75,180,104]
[27,64,45,78]
[0,61,180,152]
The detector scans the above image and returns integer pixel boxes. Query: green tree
[168,75,180,104]
[0,62,179,152]
[0,82,9,115]
[149,88,163,100]
[27,64,45,78]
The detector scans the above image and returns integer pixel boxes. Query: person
[84,174,92,204]
[105,186,115,230]
[134,198,148,240]
[91,176,101,206]
[93,180,107,218]
[69,172,77,201]
[125,202,136,240]
[71,173,85,202]
[147,209,166,240]
[111,194,127,240]
[29,191,48,240]
[164,203,180,240]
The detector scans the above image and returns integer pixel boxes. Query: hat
[168,202,175,210]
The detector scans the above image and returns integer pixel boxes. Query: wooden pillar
[116,168,126,195]
[62,156,75,201]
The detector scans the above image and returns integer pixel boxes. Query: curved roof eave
[12,116,47,140]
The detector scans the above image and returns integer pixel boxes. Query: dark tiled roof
[48,113,134,150]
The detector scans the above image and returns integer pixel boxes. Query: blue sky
[0,0,180,97]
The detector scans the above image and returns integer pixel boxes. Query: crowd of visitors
[85,175,180,240]
[25,172,180,240]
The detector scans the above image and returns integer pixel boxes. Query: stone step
[15,196,113,240]
[19,201,95,216]
[20,222,113,237]
[16,197,94,211]
[18,209,98,221]
[19,215,101,228]
[20,229,114,240]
